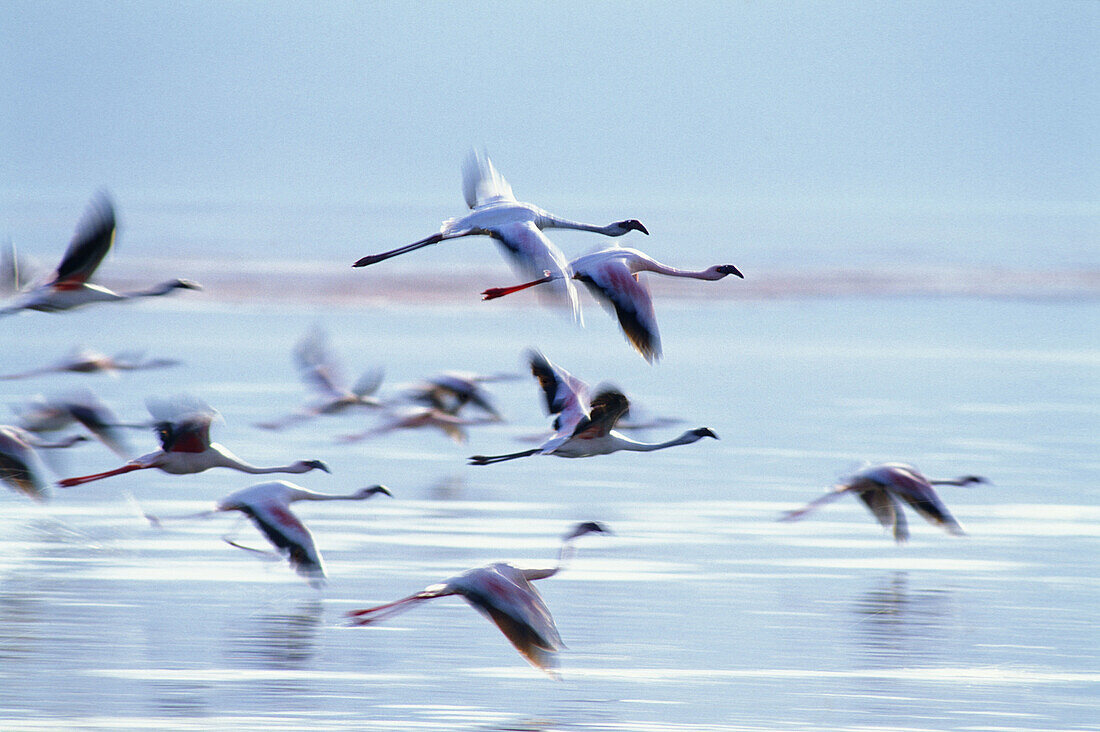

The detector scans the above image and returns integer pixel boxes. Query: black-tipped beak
[719,265,743,278]
[634,221,650,235]
[313,460,331,473]
[372,485,393,497]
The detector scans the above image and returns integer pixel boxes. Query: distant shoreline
[97,262,1100,305]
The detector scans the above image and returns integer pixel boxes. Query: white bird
[0,195,201,316]
[483,245,743,362]
[160,480,392,587]
[14,390,138,458]
[347,521,610,674]
[469,350,718,465]
[352,151,649,321]
[58,396,329,488]
[780,462,986,542]
[1,347,181,380]
[0,425,87,501]
[255,326,384,430]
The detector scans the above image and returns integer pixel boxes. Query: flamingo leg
[347,593,435,625]
[468,448,541,465]
[482,275,554,300]
[58,462,147,487]
[352,233,445,268]
[779,488,849,521]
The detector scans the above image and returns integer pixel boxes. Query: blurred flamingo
[347,521,610,674]
[484,245,742,362]
[469,350,717,465]
[58,396,329,487]
[0,195,200,316]
[0,425,87,501]
[780,462,986,541]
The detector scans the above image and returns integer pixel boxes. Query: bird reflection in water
[223,599,323,670]
[850,572,954,668]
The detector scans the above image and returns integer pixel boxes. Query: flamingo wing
[147,396,216,453]
[241,502,325,583]
[886,469,965,535]
[0,432,47,500]
[857,486,909,541]
[462,150,517,210]
[66,399,131,458]
[489,222,580,321]
[50,196,116,288]
[294,328,346,397]
[571,389,630,438]
[579,258,661,362]
[455,565,562,671]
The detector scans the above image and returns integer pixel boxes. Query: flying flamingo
[1,347,182,379]
[255,326,384,430]
[469,350,718,465]
[0,195,201,316]
[0,425,87,501]
[347,521,610,674]
[148,480,392,587]
[780,462,987,542]
[403,370,515,420]
[352,151,649,321]
[483,245,743,362]
[338,406,496,444]
[15,390,139,458]
[58,396,329,488]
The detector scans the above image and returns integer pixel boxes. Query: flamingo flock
[0,153,991,676]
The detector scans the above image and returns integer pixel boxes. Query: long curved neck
[635,260,726,280]
[539,213,618,235]
[209,445,305,474]
[613,430,704,452]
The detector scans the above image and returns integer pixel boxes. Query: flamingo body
[347,522,609,674]
[469,350,717,464]
[58,397,329,487]
[0,196,201,316]
[781,462,986,541]
[484,246,742,362]
[215,480,391,586]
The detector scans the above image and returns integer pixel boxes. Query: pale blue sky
[2,2,1097,266]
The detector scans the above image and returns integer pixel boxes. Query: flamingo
[468,350,718,465]
[149,480,391,587]
[0,425,87,501]
[347,521,610,674]
[15,390,138,458]
[483,245,743,362]
[58,396,329,488]
[352,151,649,321]
[338,406,496,444]
[1,347,181,379]
[255,326,384,430]
[780,462,987,542]
[403,371,515,420]
[0,195,201,316]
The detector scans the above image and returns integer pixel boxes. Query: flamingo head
[354,484,392,499]
[714,264,744,279]
[958,475,987,486]
[169,279,203,291]
[297,459,330,473]
[692,427,719,440]
[563,521,612,541]
[609,219,649,236]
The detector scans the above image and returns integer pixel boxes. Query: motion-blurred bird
[353,151,648,321]
[1,347,181,380]
[339,406,495,444]
[255,326,384,430]
[58,396,329,487]
[148,480,391,587]
[14,390,138,457]
[483,245,742,362]
[0,425,87,501]
[347,521,610,674]
[403,371,514,420]
[780,462,986,542]
[469,350,717,464]
[0,195,201,316]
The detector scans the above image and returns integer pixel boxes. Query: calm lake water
[0,290,1097,730]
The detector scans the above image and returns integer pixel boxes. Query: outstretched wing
[50,195,116,287]
[147,395,216,452]
[571,388,630,438]
[242,502,325,584]
[527,349,589,437]
[579,258,661,362]
[490,222,580,322]
[886,469,965,535]
[294,327,345,397]
[462,150,516,210]
[857,486,908,541]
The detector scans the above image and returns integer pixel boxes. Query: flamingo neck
[613,430,704,452]
[207,445,298,474]
[539,214,615,235]
[636,261,727,280]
